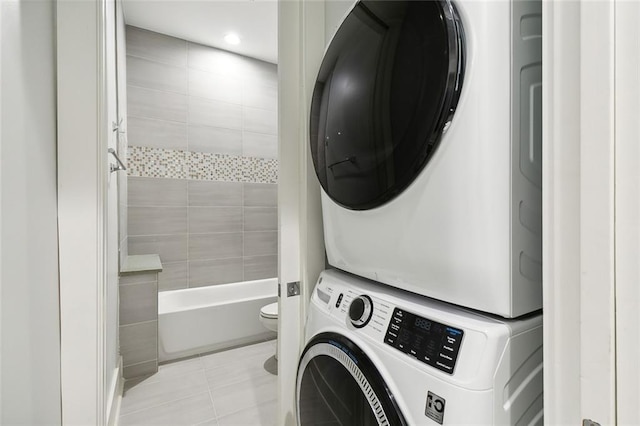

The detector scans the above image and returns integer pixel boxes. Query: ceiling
[122,0,278,64]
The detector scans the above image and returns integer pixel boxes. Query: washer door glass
[296,333,406,426]
[310,0,465,210]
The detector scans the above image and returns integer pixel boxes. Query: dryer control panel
[385,308,463,374]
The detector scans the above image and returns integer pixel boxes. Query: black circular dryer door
[310,0,465,210]
[296,333,407,426]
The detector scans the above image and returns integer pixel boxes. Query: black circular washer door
[296,333,407,426]
[310,0,465,210]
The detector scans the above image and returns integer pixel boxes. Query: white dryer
[296,269,543,425]
[310,0,542,317]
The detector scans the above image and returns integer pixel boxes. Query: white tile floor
[119,340,278,426]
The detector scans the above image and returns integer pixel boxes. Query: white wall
[0,0,62,423]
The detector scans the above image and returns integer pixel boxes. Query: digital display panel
[384,308,463,374]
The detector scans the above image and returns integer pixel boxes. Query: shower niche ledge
[121,254,163,274]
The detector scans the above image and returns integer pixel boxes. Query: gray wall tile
[188,181,242,207]
[189,97,242,130]
[127,56,187,94]
[241,59,278,88]
[128,86,187,123]
[187,42,245,76]
[244,232,277,257]
[129,234,188,263]
[126,30,280,292]
[188,125,242,155]
[128,177,188,207]
[119,166,128,266]
[126,26,186,66]
[129,206,188,236]
[120,320,157,366]
[120,282,158,326]
[123,360,158,380]
[120,272,157,286]
[128,116,188,150]
[189,207,243,234]
[243,132,277,159]
[244,183,277,207]
[244,207,277,232]
[243,106,277,135]
[158,261,188,291]
[243,255,277,281]
[189,233,243,261]
[119,236,128,269]
[189,68,242,104]
[242,82,277,111]
[189,258,243,287]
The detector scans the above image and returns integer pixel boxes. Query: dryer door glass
[310,0,465,210]
[296,333,406,425]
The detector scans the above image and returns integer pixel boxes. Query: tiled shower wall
[126,26,278,291]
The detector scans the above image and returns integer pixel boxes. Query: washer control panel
[313,276,465,375]
[385,308,463,374]
[348,295,373,328]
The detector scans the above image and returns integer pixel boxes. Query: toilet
[259,302,278,359]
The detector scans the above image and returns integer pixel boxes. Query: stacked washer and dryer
[297,0,543,425]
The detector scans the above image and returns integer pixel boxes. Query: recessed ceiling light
[224,33,241,45]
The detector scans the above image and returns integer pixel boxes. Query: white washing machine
[310,0,542,317]
[297,269,543,425]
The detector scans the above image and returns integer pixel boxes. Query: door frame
[614,0,640,423]
[57,0,109,424]
[543,0,618,423]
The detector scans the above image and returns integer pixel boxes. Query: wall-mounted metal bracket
[108,148,127,173]
[112,118,124,133]
[287,281,300,297]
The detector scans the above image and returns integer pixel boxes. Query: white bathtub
[158,278,278,362]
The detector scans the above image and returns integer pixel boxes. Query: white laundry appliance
[310,0,542,317]
[297,269,543,425]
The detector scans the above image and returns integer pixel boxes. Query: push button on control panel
[335,293,343,308]
[384,308,464,375]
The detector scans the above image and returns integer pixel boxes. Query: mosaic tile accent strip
[127,146,189,179]
[242,157,279,184]
[189,152,244,182]
[127,146,278,184]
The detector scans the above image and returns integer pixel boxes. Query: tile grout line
[119,342,275,424]
[119,390,211,420]
[120,358,209,418]
[200,352,222,423]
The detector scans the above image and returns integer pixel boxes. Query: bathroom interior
[114,0,283,424]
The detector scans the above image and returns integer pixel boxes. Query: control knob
[349,295,373,328]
